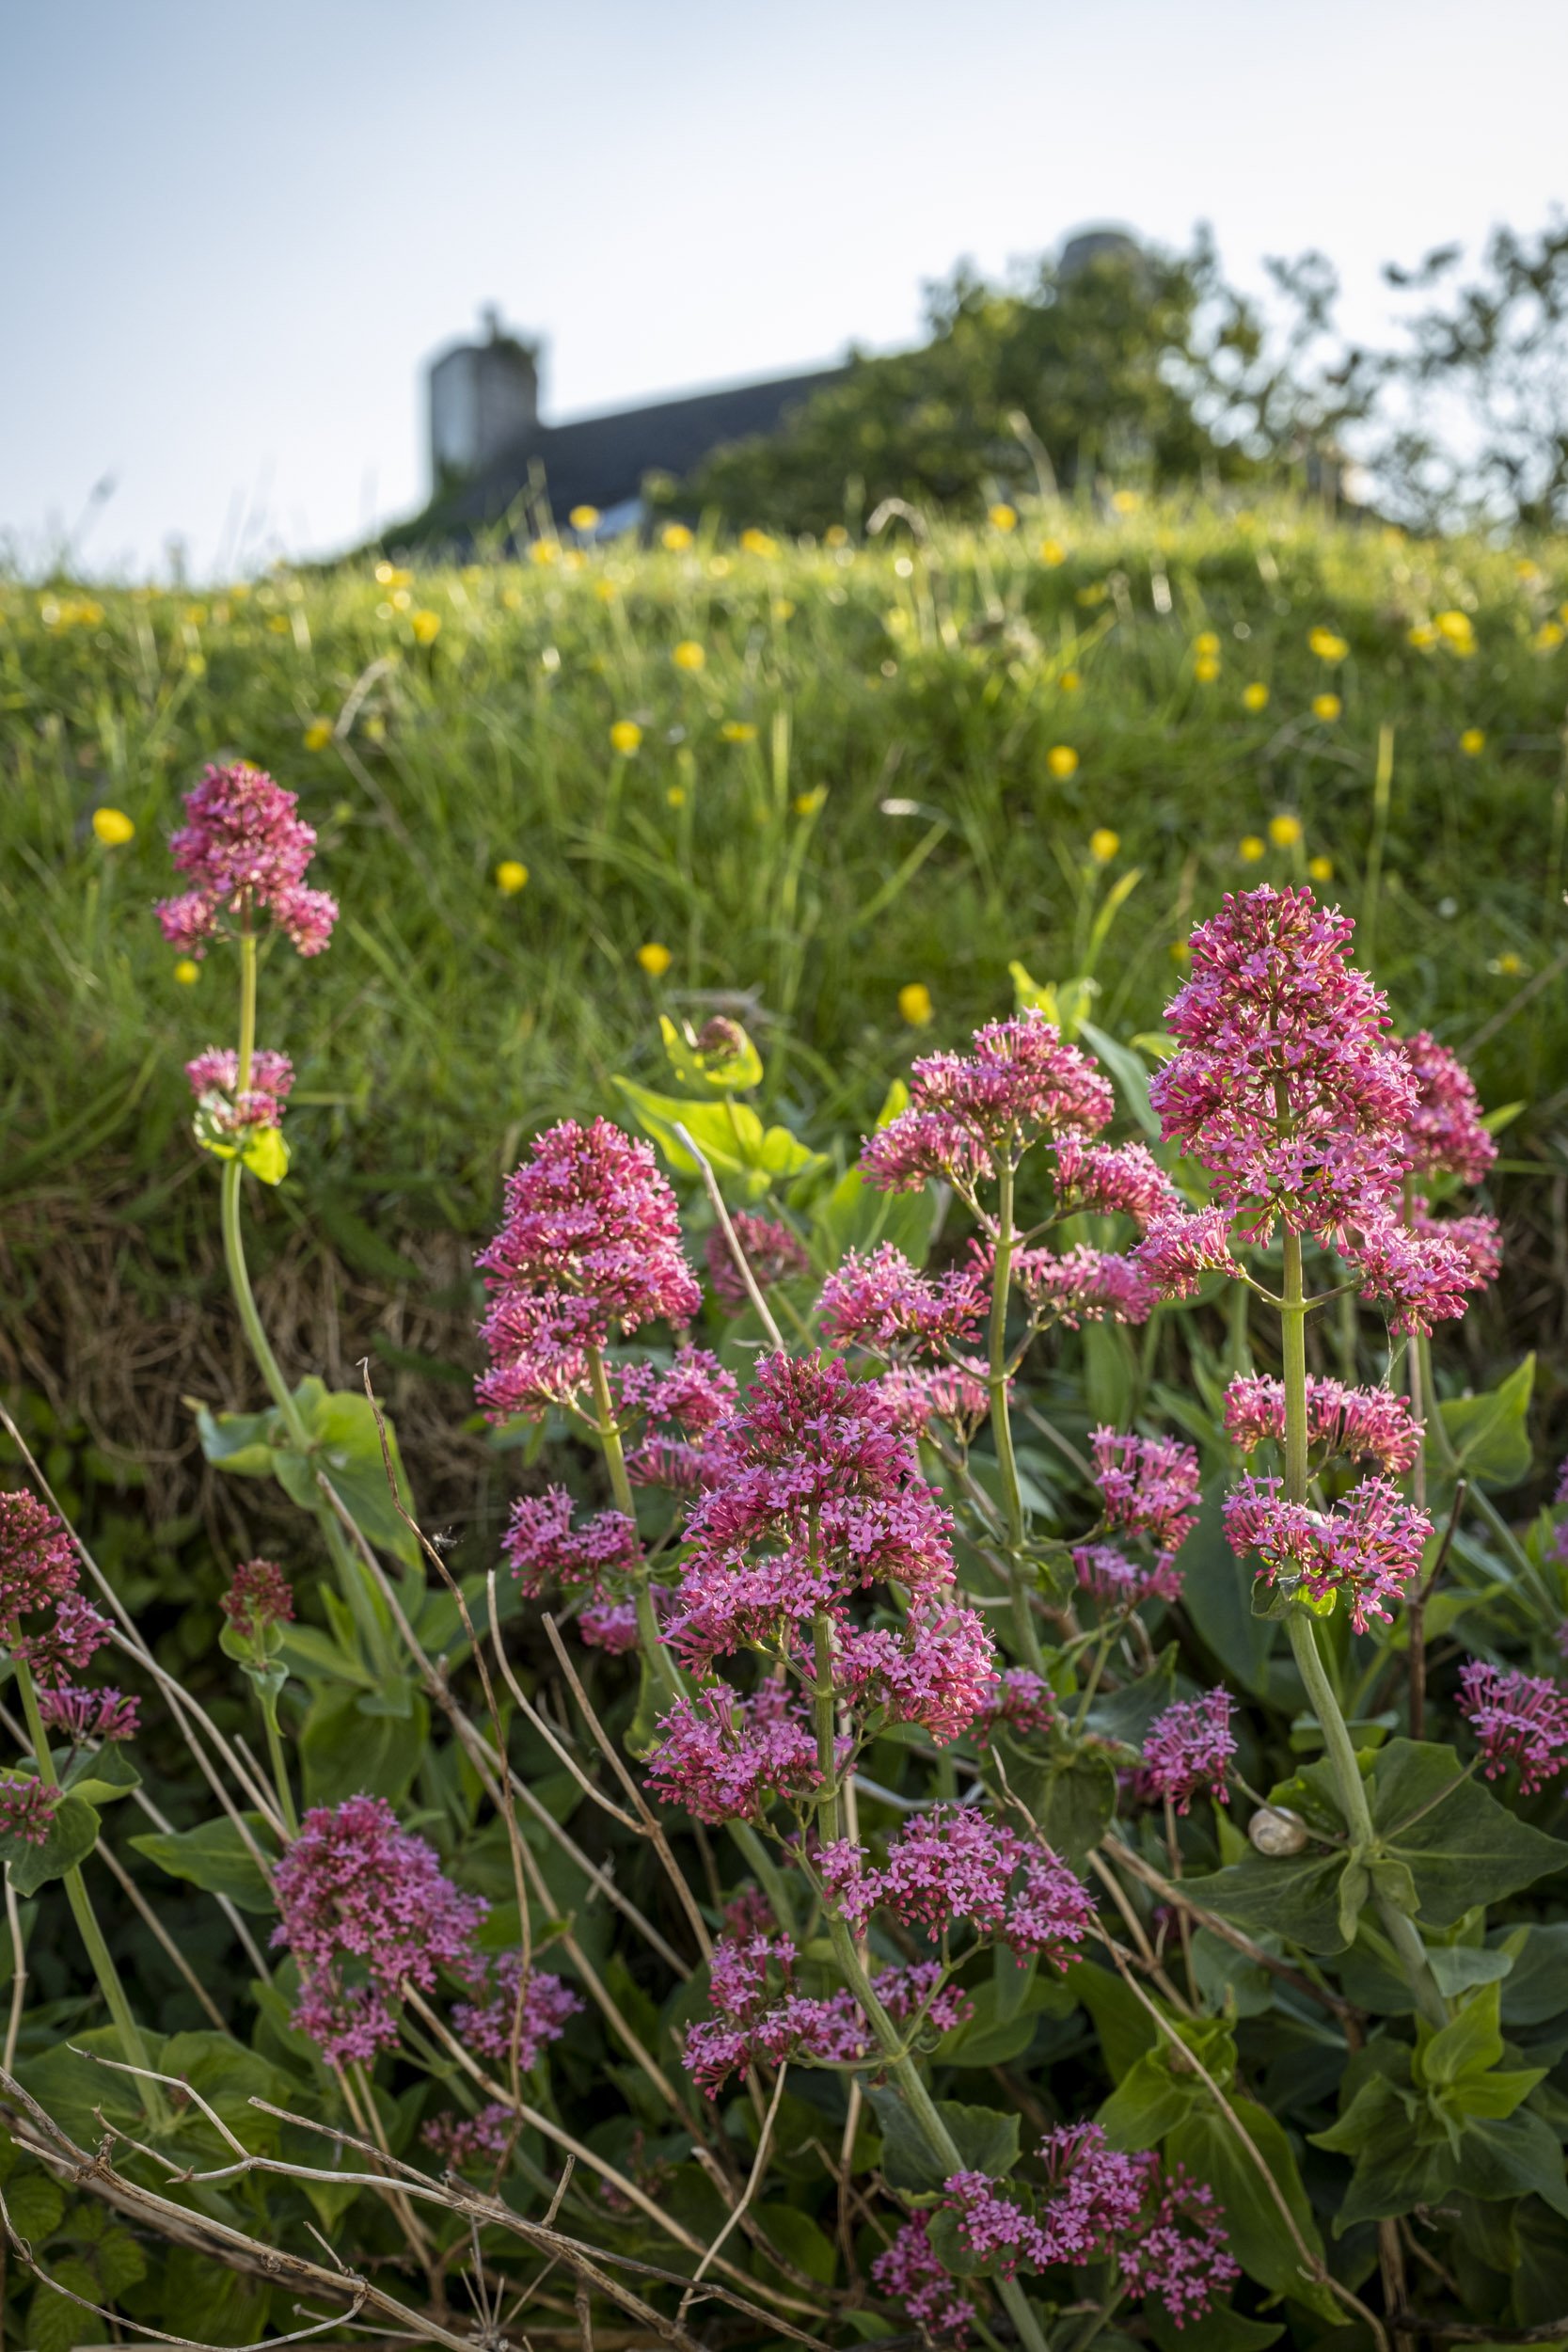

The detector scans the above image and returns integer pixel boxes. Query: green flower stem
[1280,1231,1449,2033]
[261,1702,300,1839]
[585,1343,687,1708]
[17,1665,168,2123]
[827,1914,1051,2352]
[989,1159,1044,1673]
[813,1613,841,1845]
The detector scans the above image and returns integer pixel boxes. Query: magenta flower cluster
[683,1924,973,2096]
[156,762,338,958]
[861,1010,1115,1195]
[1458,1661,1568,1796]
[819,1245,988,1353]
[37,1686,140,1744]
[221,1558,296,1638]
[1137,1690,1235,1812]
[645,1682,832,1824]
[451,1952,582,2069]
[820,1805,1094,1962]
[1091,1427,1201,1557]
[477,1120,703,1416]
[1403,1030,1497,1184]
[1224,1474,1432,1633]
[705,1213,809,1311]
[0,1778,63,1847]
[185,1046,295,1136]
[272,1794,488,2068]
[1224,1374,1419,1477]
[0,1492,112,1687]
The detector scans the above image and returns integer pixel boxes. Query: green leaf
[810,1161,936,1270]
[60,1741,140,1806]
[658,1011,764,1092]
[753,2202,836,2286]
[1177,1487,1284,1702]
[1,1788,100,1895]
[1080,1019,1159,1136]
[1370,1740,1568,1924]
[1166,2095,1335,2318]
[864,2087,1019,2190]
[156,2245,274,2345]
[1145,2304,1282,2352]
[1184,1846,1355,1955]
[282,1380,420,1566]
[300,1685,427,1808]
[611,1077,827,1198]
[194,1400,281,1477]
[1464,2110,1568,2217]
[937,1969,1069,2068]
[1085,1647,1178,1748]
[1438,1354,1534,1488]
[1418,1979,1505,2087]
[1060,1958,1157,2081]
[1009,1749,1117,1865]
[241,1124,289,1185]
[1098,2047,1205,2148]
[130,1812,277,1913]
[3,2169,64,2239]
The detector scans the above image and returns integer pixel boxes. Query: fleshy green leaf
[130,1812,277,1913]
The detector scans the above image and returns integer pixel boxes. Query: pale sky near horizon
[3,0,1563,578]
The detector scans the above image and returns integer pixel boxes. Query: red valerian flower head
[879,1361,991,1440]
[1006,1243,1157,1328]
[1091,1428,1201,1555]
[1458,1661,1568,1796]
[272,1795,487,2069]
[871,2215,979,2348]
[1138,1691,1235,1812]
[37,1686,140,1744]
[1224,1473,1432,1633]
[476,1120,702,1417]
[818,1245,988,1355]
[834,1600,998,1744]
[1053,1136,1182,1229]
[1411,1200,1503,1289]
[1342,1213,1475,1334]
[705,1214,809,1312]
[1150,886,1417,1237]
[451,1954,582,2068]
[861,1011,1114,1194]
[156,762,338,958]
[615,1349,737,1491]
[1133,1205,1242,1300]
[821,1805,1094,1962]
[1224,1374,1419,1477]
[973,1666,1055,1750]
[221,1559,296,1638]
[185,1046,295,1136]
[645,1682,832,1824]
[1073,1541,1184,1610]
[0,1493,77,1631]
[1402,1030,1497,1184]
[499,1488,638,1598]
[422,2104,515,2171]
[0,1778,64,1847]
[14,1592,113,1684]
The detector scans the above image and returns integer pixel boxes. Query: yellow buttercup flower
[610,721,642,755]
[824,524,849,548]
[1536,621,1565,652]
[666,786,687,807]
[1047,745,1079,780]
[568,505,600,531]
[530,539,559,567]
[1489,952,1524,977]
[1407,623,1437,650]
[1243,682,1269,712]
[411,610,441,644]
[795,787,828,817]
[672,640,705,671]
[594,580,618,603]
[637,941,673,977]
[304,719,334,751]
[897,982,934,1027]
[1110,488,1140,514]
[771,597,796,621]
[1039,537,1067,566]
[1460,728,1485,755]
[1239,835,1266,863]
[1435,609,1475,650]
[1088,828,1120,864]
[1312,693,1341,722]
[1060,668,1081,691]
[661,522,694,551]
[721,721,757,743]
[1194,655,1220,683]
[740,528,777,557]
[1194,632,1221,658]
[92,806,135,846]
[173,958,200,985]
[1308,627,1348,661]
[988,503,1019,532]
[1307,855,1334,882]
[1269,814,1303,848]
[495,860,529,896]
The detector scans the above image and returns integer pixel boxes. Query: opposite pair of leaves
[611,1075,829,1202]
[0,1742,140,1897]
[196,1376,420,1569]
[1189,1740,1568,1955]
[1313,1983,1568,2228]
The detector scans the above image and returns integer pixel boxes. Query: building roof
[410,362,848,540]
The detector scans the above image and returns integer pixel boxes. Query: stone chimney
[429,309,540,488]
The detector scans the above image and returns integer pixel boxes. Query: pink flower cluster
[705,1214,809,1311]
[871,2217,979,2348]
[477,1120,702,1416]
[1073,1542,1183,1611]
[683,1928,973,2096]
[934,2123,1237,2326]
[1224,1374,1419,1476]
[37,1686,139,1744]
[818,1246,987,1354]
[1150,886,1417,1237]
[1134,1204,1242,1300]
[861,1011,1114,1195]
[221,1558,296,1638]
[156,762,338,958]
[615,1351,736,1492]
[0,1778,63,1847]
[820,1805,1094,1963]
[834,1600,998,1743]
[1091,1428,1201,1555]
[1403,1031,1497,1184]
[1411,1200,1503,1288]
[646,1682,832,1824]
[185,1047,295,1136]
[1006,1243,1156,1328]
[1458,1661,1568,1796]
[422,2103,514,2171]
[1138,1691,1235,1812]
[1224,1474,1432,1633]
[671,1353,957,1658]
[1053,1136,1181,1228]
[1347,1216,1477,1335]
[879,1362,991,1440]
[973,1667,1056,1749]
[451,1953,582,2069]
[501,1489,637,1598]
[0,1493,112,1686]
[272,1795,488,2068]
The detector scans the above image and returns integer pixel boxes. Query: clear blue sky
[3,0,1562,576]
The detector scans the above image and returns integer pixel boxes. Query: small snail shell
[1248,1804,1309,1857]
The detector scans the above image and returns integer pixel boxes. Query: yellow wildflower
[795,787,828,817]
[666,786,687,807]
[988,503,1019,532]
[1194,655,1220,683]
[610,721,642,755]
[411,610,441,644]
[897,982,934,1026]
[568,505,600,531]
[824,524,850,548]
[1460,728,1485,755]
[1307,855,1334,882]
[1194,632,1221,658]
[721,721,758,743]
[1312,693,1341,722]
[495,860,529,896]
[661,522,694,551]
[1039,537,1067,566]
[1308,627,1348,661]
[740,529,777,557]
[1536,621,1565,652]
[173,958,200,985]
[1269,814,1303,848]
[530,539,559,566]
[672,640,705,672]
[92,807,135,846]
[304,719,334,752]
[1110,489,1140,514]
[1489,952,1524,977]
[772,597,796,621]
[1060,668,1081,691]
[1243,682,1270,711]
[1239,835,1266,863]
[1407,623,1437,650]
[637,942,673,977]
[1088,828,1120,864]
[1047,745,1079,780]
[1435,609,1475,650]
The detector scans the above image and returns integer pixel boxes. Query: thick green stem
[262,1705,300,1838]
[989,1160,1044,1672]
[1280,1232,1448,2031]
[827,1915,1051,2352]
[18,1667,168,2122]
[586,1343,686,1708]
[813,1613,841,1845]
